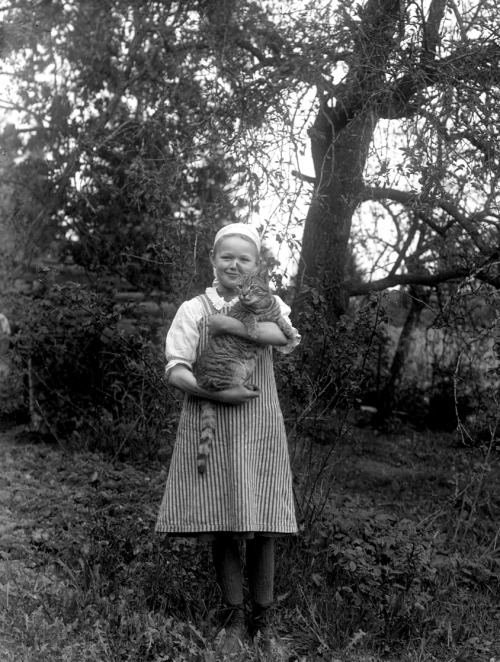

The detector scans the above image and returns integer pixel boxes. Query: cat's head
[236,265,270,307]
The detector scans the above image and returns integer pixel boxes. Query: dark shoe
[250,603,289,656]
[249,602,270,640]
[218,604,247,656]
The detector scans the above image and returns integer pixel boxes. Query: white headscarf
[213,222,262,253]
[212,223,262,289]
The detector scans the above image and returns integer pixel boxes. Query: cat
[193,266,294,474]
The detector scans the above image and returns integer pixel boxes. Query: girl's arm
[167,364,260,405]
[207,315,288,346]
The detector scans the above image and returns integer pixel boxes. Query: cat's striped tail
[198,399,216,474]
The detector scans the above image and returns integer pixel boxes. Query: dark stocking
[211,538,244,606]
[246,536,275,607]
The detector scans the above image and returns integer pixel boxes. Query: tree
[283,0,500,324]
[0,0,255,298]
[2,0,500,319]
[207,0,500,323]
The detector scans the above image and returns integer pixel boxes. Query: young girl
[156,223,300,655]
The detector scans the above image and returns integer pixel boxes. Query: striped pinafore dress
[155,292,297,536]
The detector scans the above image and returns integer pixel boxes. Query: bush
[275,509,438,651]
[5,283,173,457]
[274,291,391,525]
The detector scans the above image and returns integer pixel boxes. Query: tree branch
[382,41,500,118]
[291,169,316,184]
[361,185,486,249]
[387,215,421,277]
[418,109,496,162]
[422,0,447,59]
[349,267,470,295]
[349,249,500,296]
[448,0,467,40]
[233,37,275,65]
[361,185,419,206]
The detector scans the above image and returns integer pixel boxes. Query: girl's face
[210,235,259,296]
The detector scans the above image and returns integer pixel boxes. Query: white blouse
[165,287,301,374]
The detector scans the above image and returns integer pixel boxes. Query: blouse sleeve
[273,295,301,354]
[165,298,204,375]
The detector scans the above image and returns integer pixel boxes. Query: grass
[1,422,500,661]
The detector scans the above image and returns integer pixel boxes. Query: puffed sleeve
[273,295,301,354]
[165,298,204,375]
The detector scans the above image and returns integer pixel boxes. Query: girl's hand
[217,384,261,405]
[207,314,229,337]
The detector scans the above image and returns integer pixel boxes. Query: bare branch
[387,215,421,277]
[380,41,500,119]
[418,108,496,162]
[350,248,500,295]
[349,267,470,295]
[233,37,275,65]
[361,186,487,249]
[423,0,447,58]
[291,169,316,184]
[361,185,419,206]
[447,0,467,40]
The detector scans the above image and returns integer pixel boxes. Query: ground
[0,420,499,661]
[0,424,169,662]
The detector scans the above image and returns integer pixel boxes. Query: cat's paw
[278,318,295,339]
[246,319,259,339]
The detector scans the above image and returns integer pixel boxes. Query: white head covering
[213,222,261,253]
[211,223,261,290]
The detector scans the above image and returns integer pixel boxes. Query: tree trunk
[295,0,402,324]
[376,287,428,422]
[296,110,375,323]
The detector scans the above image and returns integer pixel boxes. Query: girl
[156,223,300,655]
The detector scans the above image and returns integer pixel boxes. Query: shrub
[275,291,391,525]
[275,509,439,651]
[5,283,173,457]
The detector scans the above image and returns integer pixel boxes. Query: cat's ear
[255,262,270,284]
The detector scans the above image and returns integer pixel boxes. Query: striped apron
[155,294,297,535]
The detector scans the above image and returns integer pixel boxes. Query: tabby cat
[193,266,294,475]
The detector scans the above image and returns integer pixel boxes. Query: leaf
[311,572,324,586]
[31,529,50,544]
[346,628,367,650]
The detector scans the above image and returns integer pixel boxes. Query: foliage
[2,282,173,457]
[2,0,500,430]
[1,0,500,321]
[278,289,389,411]
[2,427,500,661]
[0,0,251,296]
[275,289,391,523]
[316,514,437,641]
